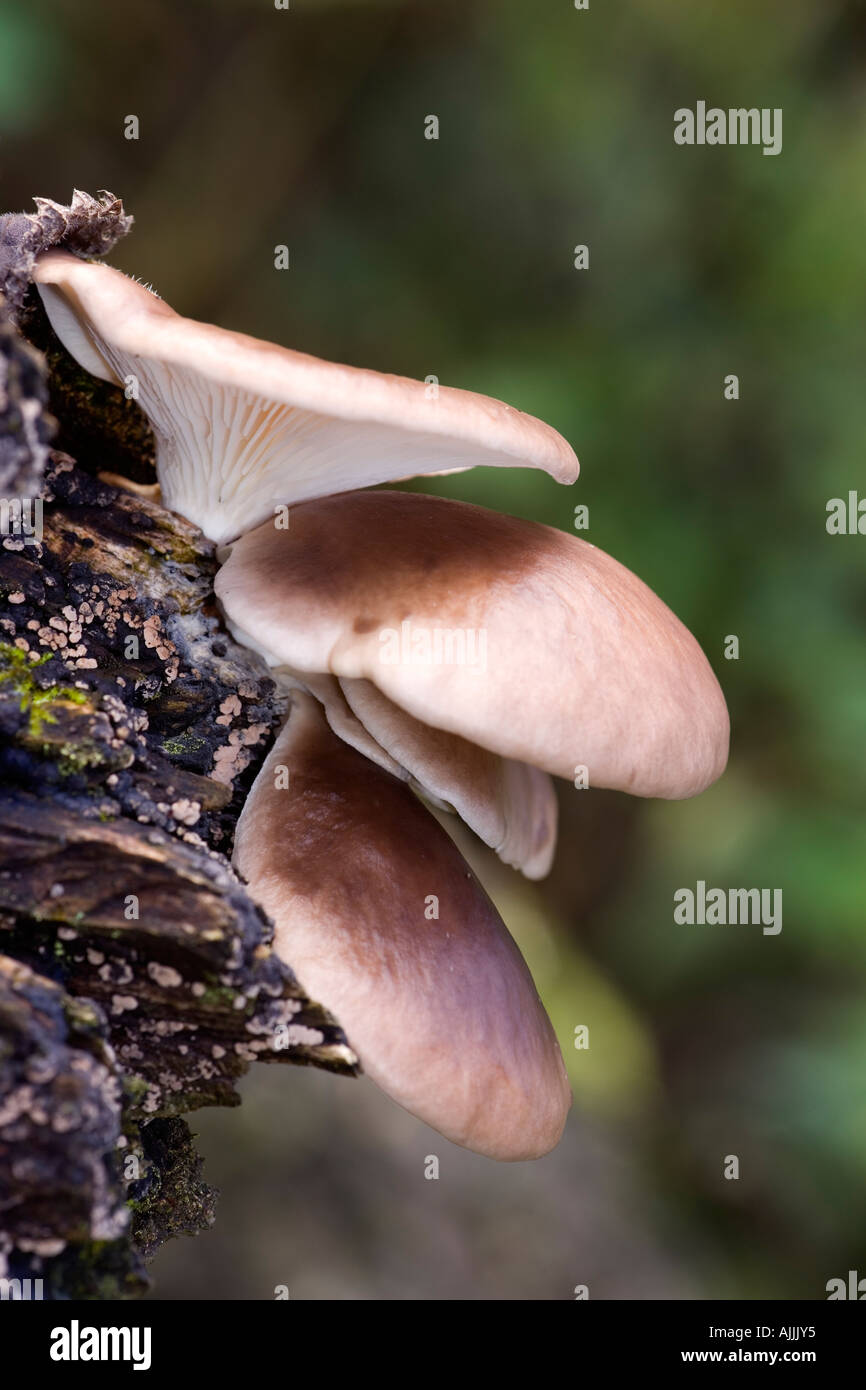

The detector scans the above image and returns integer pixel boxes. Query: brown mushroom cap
[233,691,571,1160]
[33,250,579,544]
[216,490,730,800]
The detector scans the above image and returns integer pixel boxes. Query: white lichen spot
[170,798,201,826]
[147,962,183,989]
[216,693,242,726]
[284,1024,325,1046]
[111,994,138,1014]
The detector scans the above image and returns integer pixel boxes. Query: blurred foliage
[2,0,864,1299]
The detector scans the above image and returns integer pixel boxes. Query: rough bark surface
[0,195,359,1298]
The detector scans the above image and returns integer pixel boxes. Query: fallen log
[0,194,358,1299]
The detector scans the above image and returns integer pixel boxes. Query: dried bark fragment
[0,190,132,320]
[0,956,128,1274]
[0,189,153,493]
[129,1117,218,1260]
[0,794,358,1110]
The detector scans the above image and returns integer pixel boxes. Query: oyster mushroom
[32,249,578,545]
[29,239,730,1160]
[215,489,730,804]
[234,690,571,1160]
[31,245,572,876]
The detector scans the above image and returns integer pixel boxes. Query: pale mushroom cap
[33,249,579,544]
[233,691,571,1160]
[216,490,730,800]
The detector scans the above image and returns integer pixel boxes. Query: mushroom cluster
[33,248,730,1160]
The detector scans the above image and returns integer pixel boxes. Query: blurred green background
[3,0,865,1299]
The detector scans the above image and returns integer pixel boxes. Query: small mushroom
[233,690,571,1160]
[32,249,578,544]
[216,488,730,805]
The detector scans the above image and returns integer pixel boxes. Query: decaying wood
[0,195,359,1298]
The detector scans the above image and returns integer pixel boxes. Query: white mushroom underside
[154,389,519,546]
[37,281,568,545]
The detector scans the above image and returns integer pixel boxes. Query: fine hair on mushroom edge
[31,239,731,1160]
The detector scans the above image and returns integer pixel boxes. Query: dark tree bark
[0,196,358,1298]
